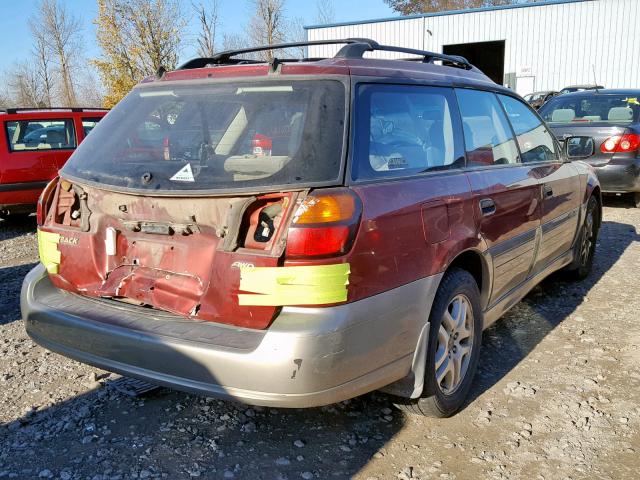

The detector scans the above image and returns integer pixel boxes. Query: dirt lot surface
[1,199,639,480]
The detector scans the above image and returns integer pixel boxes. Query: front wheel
[394,268,482,417]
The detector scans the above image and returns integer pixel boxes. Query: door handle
[543,185,554,198]
[479,198,496,216]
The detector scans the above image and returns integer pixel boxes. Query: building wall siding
[306,0,639,94]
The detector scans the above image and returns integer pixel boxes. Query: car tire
[0,212,33,224]
[565,196,599,280]
[633,192,640,209]
[394,268,482,417]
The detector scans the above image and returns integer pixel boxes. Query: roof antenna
[592,65,599,92]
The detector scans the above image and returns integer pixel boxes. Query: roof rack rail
[178,38,367,69]
[178,38,476,71]
[334,39,473,69]
[1,107,109,114]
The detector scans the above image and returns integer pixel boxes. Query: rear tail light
[285,189,362,259]
[600,134,640,153]
[36,177,59,225]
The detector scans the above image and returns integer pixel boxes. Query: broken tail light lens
[285,189,361,258]
[36,177,59,226]
[600,134,640,153]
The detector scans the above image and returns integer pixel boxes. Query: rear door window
[498,95,558,163]
[456,89,520,167]
[5,119,76,152]
[82,118,102,136]
[352,84,464,181]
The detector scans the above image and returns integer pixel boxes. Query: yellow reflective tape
[37,229,61,274]
[238,263,349,306]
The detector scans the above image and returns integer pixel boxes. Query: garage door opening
[443,41,505,85]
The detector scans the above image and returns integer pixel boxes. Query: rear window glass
[539,94,640,124]
[5,119,76,152]
[352,84,464,181]
[62,80,346,192]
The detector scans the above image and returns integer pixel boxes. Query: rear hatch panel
[43,182,302,329]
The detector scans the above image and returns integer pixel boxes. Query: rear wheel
[633,192,640,208]
[394,268,482,417]
[565,196,599,279]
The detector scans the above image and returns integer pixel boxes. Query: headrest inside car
[608,107,633,121]
[551,109,576,122]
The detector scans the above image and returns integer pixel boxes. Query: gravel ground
[1,198,639,480]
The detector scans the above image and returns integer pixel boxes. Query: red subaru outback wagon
[0,107,107,220]
[22,40,601,417]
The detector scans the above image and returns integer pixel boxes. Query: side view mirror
[562,136,595,160]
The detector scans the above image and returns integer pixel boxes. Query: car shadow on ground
[0,362,405,479]
[1,200,638,478]
[0,214,37,242]
[467,215,640,407]
[0,263,37,326]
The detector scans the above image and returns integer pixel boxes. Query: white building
[305,0,639,96]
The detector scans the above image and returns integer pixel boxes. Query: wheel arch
[445,248,491,311]
[591,185,602,230]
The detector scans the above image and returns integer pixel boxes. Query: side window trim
[495,92,525,164]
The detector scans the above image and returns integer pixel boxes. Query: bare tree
[31,35,54,108]
[6,62,46,107]
[193,0,219,57]
[222,33,250,51]
[384,0,522,14]
[32,0,82,106]
[286,16,306,58]
[315,0,335,24]
[248,0,288,60]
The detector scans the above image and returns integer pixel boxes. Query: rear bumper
[22,264,440,408]
[592,160,640,193]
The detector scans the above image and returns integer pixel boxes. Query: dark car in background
[559,85,605,95]
[539,89,640,207]
[524,90,558,109]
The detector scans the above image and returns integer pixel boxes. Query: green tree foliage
[93,0,186,108]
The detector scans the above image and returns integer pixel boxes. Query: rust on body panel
[43,183,302,329]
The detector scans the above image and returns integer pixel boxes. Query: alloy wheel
[580,208,594,267]
[435,294,474,395]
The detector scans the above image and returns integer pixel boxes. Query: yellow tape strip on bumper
[238,263,350,306]
[37,229,61,274]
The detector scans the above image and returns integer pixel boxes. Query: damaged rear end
[34,77,349,330]
[22,73,411,407]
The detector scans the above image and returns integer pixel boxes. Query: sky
[0,0,396,73]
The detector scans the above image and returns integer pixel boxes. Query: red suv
[0,107,107,219]
[22,40,601,417]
